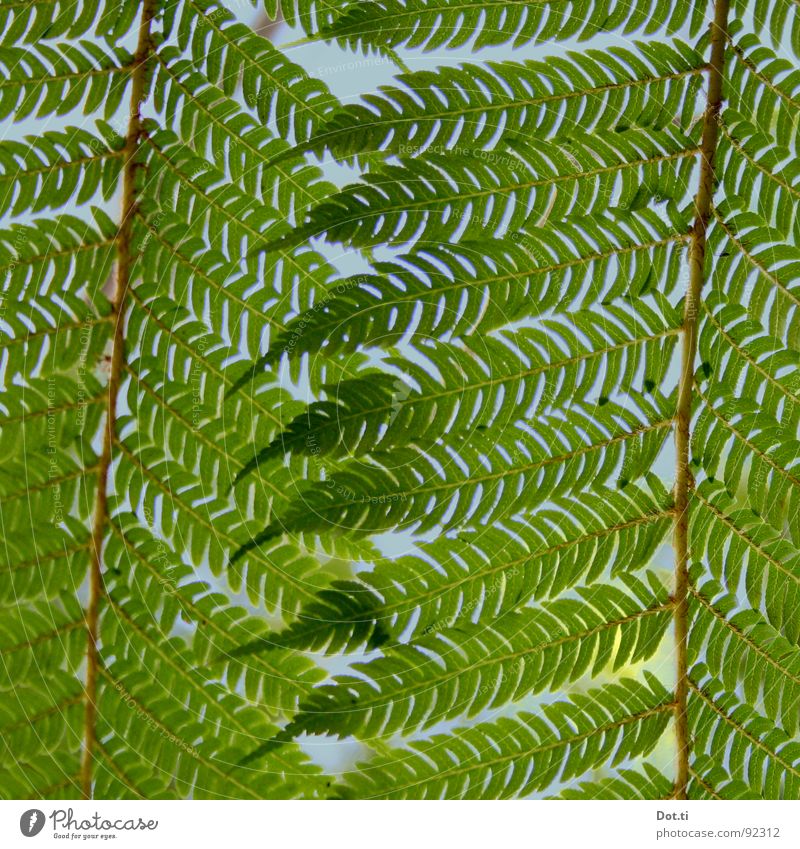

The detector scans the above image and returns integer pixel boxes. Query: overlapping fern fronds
[2,0,799,801]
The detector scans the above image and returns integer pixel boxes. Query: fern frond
[135,122,353,385]
[739,0,800,56]
[726,33,800,149]
[115,260,375,618]
[0,598,85,680]
[689,576,800,736]
[237,393,673,553]
[131,202,360,394]
[152,55,335,205]
[169,0,338,141]
[109,416,340,614]
[0,209,117,298]
[311,0,705,55]
[719,114,800,241]
[304,40,704,162]
[688,756,754,799]
[708,209,800,349]
[144,124,335,235]
[338,675,673,799]
[234,482,672,657]
[694,389,800,539]
[692,482,800,644]
[699,291,800,432]
[258,211,688,368]
[0,673,84,778]
[4,0,800,804]
[689,667,800,799]
[94,654,324,799]
[265,0,350,34]
[558,763,674,799]
[103,577,324,717]
[0,0,139,47]
[289,574,671,740]
[0,125,124,219]
[279,128,696,250]
[239,303,680,481]
[0,40,134,122]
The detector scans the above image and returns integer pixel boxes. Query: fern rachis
[1,0,799,801]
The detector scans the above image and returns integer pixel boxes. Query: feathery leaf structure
[3,0,799,801]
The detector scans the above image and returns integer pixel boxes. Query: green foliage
[274,127,696,250]
[289,573,672,739]
[336,675,673,799]
[165,0,338,140]
[303,40,704,160]
[558,763,674,799]
[0,125,123,217]
[0,41,133,121]
[0,0,140,46]
[2,0,799,802]
[259,210,687,365]
[308,0,705,54]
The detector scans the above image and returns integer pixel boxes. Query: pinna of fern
[1,0,800,802]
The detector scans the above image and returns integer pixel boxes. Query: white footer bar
[1,799,797,848]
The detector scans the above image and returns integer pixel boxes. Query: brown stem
[80,0,155,800]
[672,0,730,800]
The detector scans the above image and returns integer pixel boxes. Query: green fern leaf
[4,0,800,803]
[337,675,673,799]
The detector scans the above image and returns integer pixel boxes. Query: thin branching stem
[80,0,156,800]
[672,0,730,800]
